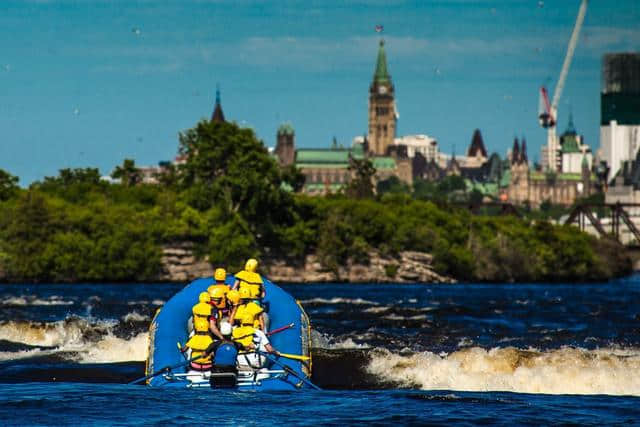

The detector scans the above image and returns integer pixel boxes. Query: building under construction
[600,52,640,182]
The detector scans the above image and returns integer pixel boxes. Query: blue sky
[1,0,639,184]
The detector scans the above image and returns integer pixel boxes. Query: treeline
[0,120,631,283]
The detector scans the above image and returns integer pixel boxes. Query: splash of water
[367,346,640,396]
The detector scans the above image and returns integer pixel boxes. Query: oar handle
[267,323,295,337]
[128,353,202,385]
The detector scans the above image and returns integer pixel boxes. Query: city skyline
[1,0,639,184]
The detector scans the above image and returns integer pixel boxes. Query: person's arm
[209,317,224,340]
[264,343,278,355]
[228,305,238,325]
[258,312,265,332]
[232,279,240,291]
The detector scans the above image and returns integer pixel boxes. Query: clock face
[378,85,388,95]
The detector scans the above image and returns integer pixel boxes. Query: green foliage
[384,263,398,278]
[0,119,631,284]
[345,157,376,199]
[112,159,142,187]
[377,176,410,195]
[0,169,19,201]
[281,165,306,192]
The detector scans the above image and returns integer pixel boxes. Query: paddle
[128,353,202,385]
[267,323,295,337]
[257,351,321,391]
[277,352,310,362]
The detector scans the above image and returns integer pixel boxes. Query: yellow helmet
[198,292,210,303]
[245,258,258,272]
[239,287,252,300]
[226,290,240,305]
[214,268,226,282]
[239,312,255,326]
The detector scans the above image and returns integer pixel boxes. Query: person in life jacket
[193,291,224,341]
[209,286,231,323]
[208,268,230,300]
[181,292,217,371]
[232,312,278,369]
[224,289,240,322]
[229,287,265,331]
[208,321,241,367]
[232,259,265,299]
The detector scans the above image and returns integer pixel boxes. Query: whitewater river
[1,277,639,425]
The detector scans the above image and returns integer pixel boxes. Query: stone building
[368,40,397,156]
[506,137,595,207]
[293,143,407,195]
[274,123,295,167]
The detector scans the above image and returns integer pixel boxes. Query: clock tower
[368,39,396,156]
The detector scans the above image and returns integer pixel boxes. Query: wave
[0,295,74,306]
[367,346,640,396]
[0,317,148,363]
[299,297,380,306]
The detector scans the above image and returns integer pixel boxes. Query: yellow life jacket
[234,302,263,328]
[186,333,214,364]
[235,271,263,298]
[232,326,256,349]
[207,284,230,308]
[192,302,212,333]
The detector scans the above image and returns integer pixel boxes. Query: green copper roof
[296,163,350,169]
[296,149,364,164]
[500,169,511,187]
[371,157,396,170]
[374,40,390,84]
[561,135,581,154]
[277,123,294,136]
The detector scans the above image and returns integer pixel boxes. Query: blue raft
[145,275,313,390]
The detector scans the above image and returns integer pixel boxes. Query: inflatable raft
[144,275,313,390]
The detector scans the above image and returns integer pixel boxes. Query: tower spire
[211,83,225,123]
[374,40,390,84]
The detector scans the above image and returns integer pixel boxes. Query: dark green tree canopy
[112,159,142,187]
[0,169,19,201]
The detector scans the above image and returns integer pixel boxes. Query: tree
[345,157,376,199]
[177,119,296,251]
[0,169,19,201]
[281,164,306,192]
[376,176,410,195]
[155,162,179,188]
[112,159,142,187]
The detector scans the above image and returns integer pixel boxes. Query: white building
[601,121,640,180]
[599,53,640,181]
[392,134,439,161]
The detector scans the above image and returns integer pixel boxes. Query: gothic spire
[467,129,487,158]
[512,137,520,165]
[520,137,528,164]
[565,110,576,135]
[374,40,390,84]
[211,84,225,123]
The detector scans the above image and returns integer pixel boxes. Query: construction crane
[538,0,588,171]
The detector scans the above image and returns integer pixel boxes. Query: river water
[1,277,639,425]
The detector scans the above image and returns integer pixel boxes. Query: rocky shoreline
[159,243,455,284]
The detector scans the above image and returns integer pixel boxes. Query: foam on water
[0,295,74,306]
[299,297,380,306]
[0,317,148,363]
[367,346,640,396]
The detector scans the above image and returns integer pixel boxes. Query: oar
[258,351,321,391]
[277,352,310,362]
[267,323,295,337]
[128,354,201,385]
